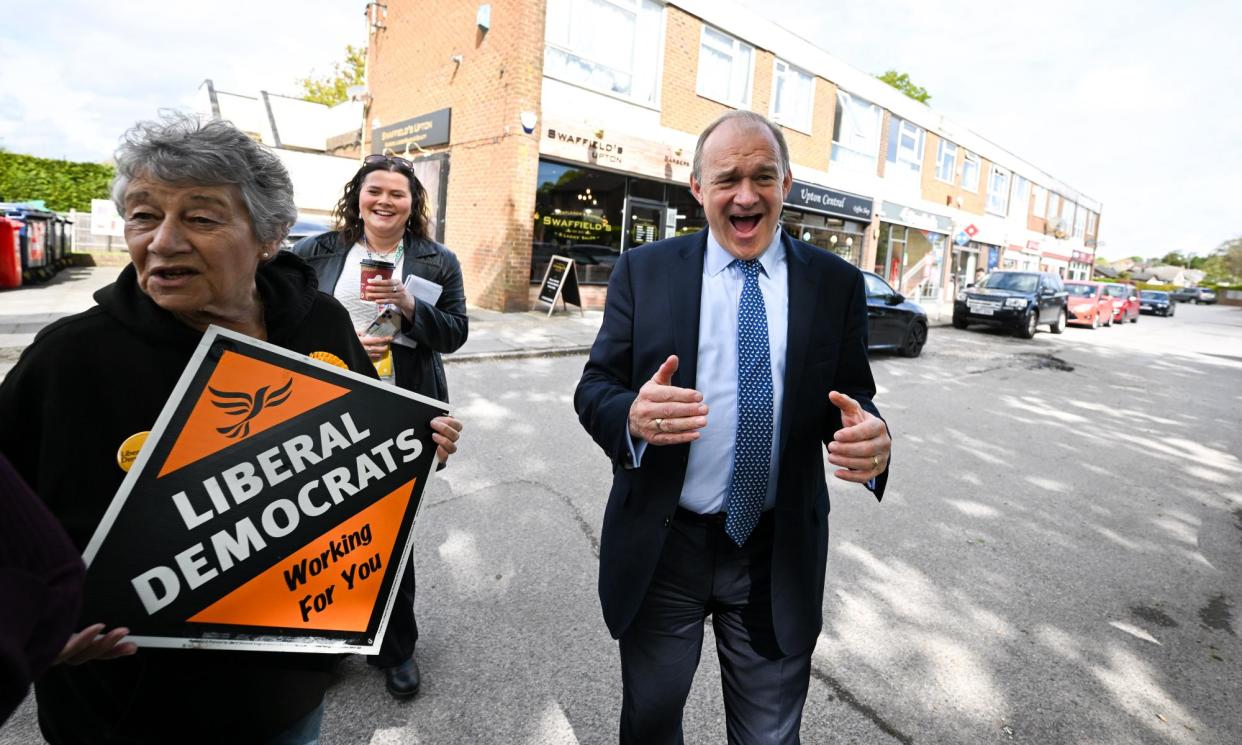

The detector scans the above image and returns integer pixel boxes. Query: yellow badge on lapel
[116,431,150,472]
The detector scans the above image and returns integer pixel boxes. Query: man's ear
[690,175,704,205]
[781,168,793,200]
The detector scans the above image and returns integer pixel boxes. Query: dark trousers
[370,560,418,667]
[618,509,813,745]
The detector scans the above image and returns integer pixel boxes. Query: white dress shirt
[628,228,788,514]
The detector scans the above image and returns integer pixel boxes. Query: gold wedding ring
[654,418,664,433]
[872,455,880,469]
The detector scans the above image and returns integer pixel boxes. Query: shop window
[782,208,862,265]
[986,165,1009,216]
[831,91,881,172]
[935,139,956,184]
[667,187,707,237]
[1046,193,1060,221]
[1073,204,1087,237]
[961,151,980,193]
[770,59,813,132]
[531,160,625,285]
[1086,210,1097,237]
[697,25,753,108]
[885,118,924,178]
[544,0,664,107]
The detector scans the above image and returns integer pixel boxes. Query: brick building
[364,0,1102,311]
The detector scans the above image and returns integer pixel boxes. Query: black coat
[290,231,468,402]
[0,253,376,743]
[574,230,888,656]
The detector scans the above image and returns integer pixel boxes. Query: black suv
[952,271,1068,339]
[1169,286,1217,305]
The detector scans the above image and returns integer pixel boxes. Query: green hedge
[0,152,114,212]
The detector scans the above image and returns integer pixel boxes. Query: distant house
[1148,266,1189,286]
[1112,258,1137,273]
[1094,265,1120,279]
[195,80,363,216]
[1130,268,1157,282]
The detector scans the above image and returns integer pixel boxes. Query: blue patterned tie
[726,258,773,546]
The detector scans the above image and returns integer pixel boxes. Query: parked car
[1139,290,1175,317]
[1170,286,1217,304]
[1064,281,1114,329]
[280,214,332,250]
[952,270,1068,339]
[863,271,928,357]
[1100,282,1140,324]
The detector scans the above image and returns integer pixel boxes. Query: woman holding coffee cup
[292,154,467,699]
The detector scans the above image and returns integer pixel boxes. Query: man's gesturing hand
[825,391,890,483]
[628,355,708,446]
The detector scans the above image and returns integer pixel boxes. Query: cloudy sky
[2,1,1237,260]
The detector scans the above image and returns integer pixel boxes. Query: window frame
[986,165,1010,216]
[696,24,755,109]
[887,117,924,175]
[961,151,981,193]
[935,139,957,184]
[831,90,882,170]
[769,58,814,133]
[542,0,666,109]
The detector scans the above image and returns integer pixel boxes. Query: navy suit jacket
[574,228,887,655]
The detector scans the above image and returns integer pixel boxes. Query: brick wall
[919,132,986,214]
[368,0,546,311]
[659,7,835,177]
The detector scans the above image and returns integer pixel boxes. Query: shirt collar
[705,227,785,277]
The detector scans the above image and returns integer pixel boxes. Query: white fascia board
[667,0,1098,210]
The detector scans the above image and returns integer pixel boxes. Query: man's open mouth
[729,215,761,232]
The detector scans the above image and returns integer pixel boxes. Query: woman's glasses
[364,154,414,169]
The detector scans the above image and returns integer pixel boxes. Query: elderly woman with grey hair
[0,113,462,744]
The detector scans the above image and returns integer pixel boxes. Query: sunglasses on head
[364,154,414,169]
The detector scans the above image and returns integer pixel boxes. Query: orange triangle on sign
[158,350,350,478]
[189,478,417,632]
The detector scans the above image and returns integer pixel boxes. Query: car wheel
[1169,307,1175,317]
[1018,311,1038,339]
[1051,308,1067,334]
[899,321,927,358]
[952,315,968,330]
[1131,310,1138,324]
[1091,312,1099,329]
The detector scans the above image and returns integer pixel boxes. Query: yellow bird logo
[209,378,294,439]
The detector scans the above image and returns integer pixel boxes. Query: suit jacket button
[663,516,671,527]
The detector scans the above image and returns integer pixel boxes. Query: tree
[1159,251,1188,267]
[1217,236,1242,278]
[875,70,931,104]
[297,45,366,106]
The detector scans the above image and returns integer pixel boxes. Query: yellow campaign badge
[309,351,349,370]
[116,431,149,472]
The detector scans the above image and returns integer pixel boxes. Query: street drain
[1024,354,1074,372]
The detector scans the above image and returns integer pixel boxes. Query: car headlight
[1004,298,1028,308]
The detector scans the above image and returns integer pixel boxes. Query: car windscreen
[1065,284,1097,298]
[1140,291,1168,299]
[981,273,1038,293]
[1102,284,1129,297]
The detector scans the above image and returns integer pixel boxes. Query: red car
[1064,281,1113,328]
[1100,282,1140,324]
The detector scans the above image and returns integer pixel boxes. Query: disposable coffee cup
[359,258,395,296]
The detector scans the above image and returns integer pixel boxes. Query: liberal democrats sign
[80,327,447,654]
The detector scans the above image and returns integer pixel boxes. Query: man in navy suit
[574,111,891,744]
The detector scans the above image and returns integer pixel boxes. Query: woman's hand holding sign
[55,623,137,666]
[825,391,890,483]
[431,415,463,464]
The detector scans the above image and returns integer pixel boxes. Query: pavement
[0,263,958,380]
[0,264,608,381]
